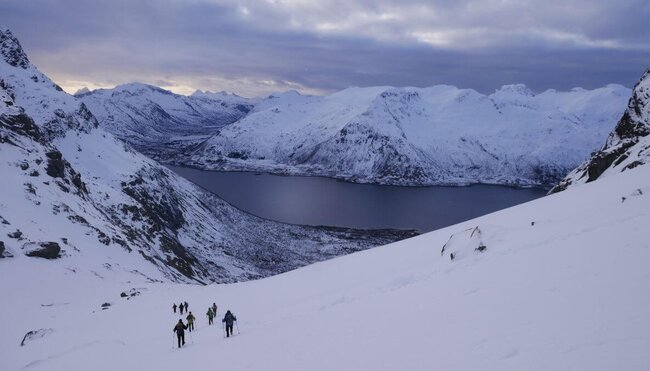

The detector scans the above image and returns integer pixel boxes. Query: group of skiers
[172,301,238,348]
[172,301,190,315]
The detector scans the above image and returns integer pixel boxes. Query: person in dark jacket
[212,303,217,316]
[222,310,237,337]
[179,303,184,315]
[173,319,188,348]
[172,303,177,313]
[206,307,214,325]
[186,312,196,332]
[184,301,189,310]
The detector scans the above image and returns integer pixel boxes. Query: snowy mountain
[171,83,630,187]
[77,84,254,159]
[3,133,650,370]
[0,27,414,284]
[75,66,630,188]
[551,69,650,193]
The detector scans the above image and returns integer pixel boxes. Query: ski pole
[172,333,175,349]
[222,322,225,338]
[235,320,240,334]
[189,329,194,344]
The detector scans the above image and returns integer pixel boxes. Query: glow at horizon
[1,0,648,97]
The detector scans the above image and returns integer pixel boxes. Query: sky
[1,0,649,97]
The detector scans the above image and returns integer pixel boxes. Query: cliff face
[550,70,650,194]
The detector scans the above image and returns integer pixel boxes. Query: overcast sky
[1,0,649,97]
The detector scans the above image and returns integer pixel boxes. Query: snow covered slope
[551,69,650,193]
[0,27,413,284]
[3,142,649,370]
[173,84,629,187]
[77,84,254,158]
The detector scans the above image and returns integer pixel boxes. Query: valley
[168,165,546,232]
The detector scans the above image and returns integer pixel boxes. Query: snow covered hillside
[171,83,630,187]
[77,84,254,159]
[0,26,414,284]
[551,69,650,193]
[3,144,649,370]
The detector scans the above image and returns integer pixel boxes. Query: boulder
[24,241,61,259]
[7,229,22,239]
[120,288,143,299]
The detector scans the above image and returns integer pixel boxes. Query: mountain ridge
[0,26,414,283]
[76,82,255,159]
[169,83,629,187]
[74,71,631,188]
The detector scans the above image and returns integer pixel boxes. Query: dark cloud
[0,0,648,96]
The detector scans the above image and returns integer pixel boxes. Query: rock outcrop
[550,69,650,193]
[0,27,29,68]
[24,242,61,259]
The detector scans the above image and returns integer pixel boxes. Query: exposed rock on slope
[0,26,29,68]
[550,69,650,193]
[24,242,61,259]
[0,27,414,283]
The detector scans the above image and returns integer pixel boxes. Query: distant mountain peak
[267,90,303,99]
[191,90,246,100]
[74,87,91,96]
[193,89,226,96]
[494,84,535,97]
[112,82,173,95]
[0,26,30,68]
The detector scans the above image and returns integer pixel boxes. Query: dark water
[168,166,547,232]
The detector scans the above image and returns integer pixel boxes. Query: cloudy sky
[1,0,649,97]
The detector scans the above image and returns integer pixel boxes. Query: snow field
[3,164,650,370]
